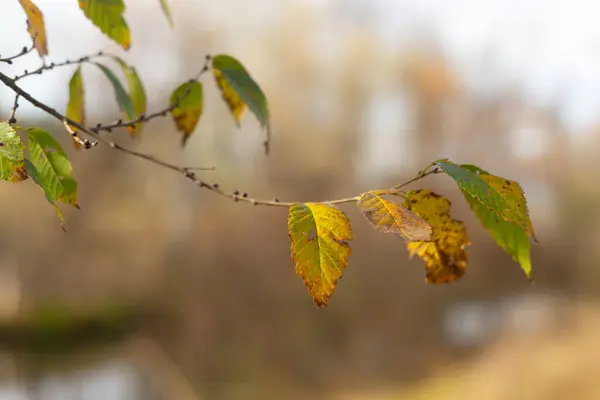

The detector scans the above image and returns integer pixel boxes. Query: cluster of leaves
[288,160,536,307]
[1,0,537,307]
[2,0,270,225]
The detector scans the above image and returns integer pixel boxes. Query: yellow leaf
[78,0,131,50]
[170,81,203,146]
[114,57,147,137]
[66,66,85,149]
[18,0,48,57]
[213,66,246,126]
[288,202,353,307]
[403,190,470,284]
[357,191,432,241]
[158,0,174,28]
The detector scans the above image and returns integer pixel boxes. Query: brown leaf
[403,190,470,284]
[357,191,432,241]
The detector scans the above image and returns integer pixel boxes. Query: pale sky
[2,0,600,134]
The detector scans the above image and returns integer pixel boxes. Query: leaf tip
[315,299,328,308]
[181,134,190,147]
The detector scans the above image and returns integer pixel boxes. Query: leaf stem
[393,166,441,190]
[8,94,20,125]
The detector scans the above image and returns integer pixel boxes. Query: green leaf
[66,66,85,149]
[113,57,147,136]
[25,159,65,228]
[287,202,353,307]
[0,122,28,182]
[92,62,136,121]
[78,0,130,50]
[435,159,536,239]
[463,188,532,277]
[27,128,78,208]
[18,0,48,56]
[170,81,203,146]
[212,54,269,129]
[158,0,174,28]
[434,159,535,278]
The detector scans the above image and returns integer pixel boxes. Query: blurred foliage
[0,301,140,352]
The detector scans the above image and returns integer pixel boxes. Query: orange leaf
[18,0,48,56]
[403,190,470,284]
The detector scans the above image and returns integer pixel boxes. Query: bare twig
[183,166,216,172]
[0,39,36,64]
[13,51,105,81]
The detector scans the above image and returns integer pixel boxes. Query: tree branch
[13,52,211,136]
[0,66,435,210]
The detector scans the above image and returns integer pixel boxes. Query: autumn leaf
[402,190,470,284]
[434,160,535,278]
[288,202,353,307]
[113,57,147,136]
[27,128,78,207]
[158,0,174,28]
[0,122,28,182]
[92,62,136,121]
[357,191,432,241]
[212,54,269,128]
[18,0,48,57]
[435,159,536,240]
[170,80,203,146]
[78,0,131,50]
[66,66,85,149]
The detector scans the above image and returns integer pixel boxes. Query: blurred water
[0,355,151,400]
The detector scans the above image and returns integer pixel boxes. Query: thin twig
[13,51,105,81]
[183,166,216,172]
[0,38,36,64]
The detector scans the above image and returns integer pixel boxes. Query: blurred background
[1,0,599,399]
